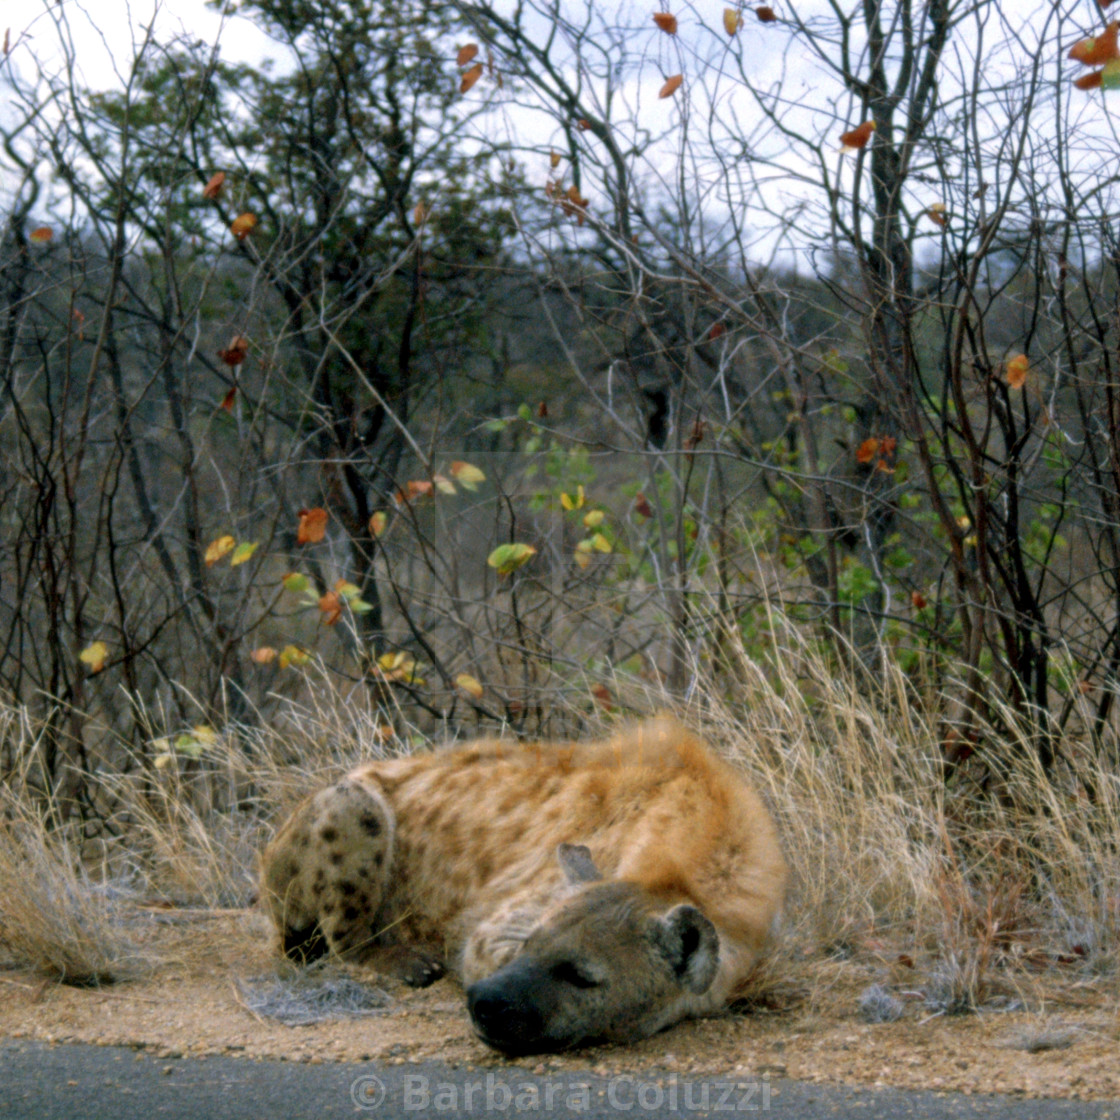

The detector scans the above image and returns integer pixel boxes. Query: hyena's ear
[653,905,719,993]
[557,842,602,885]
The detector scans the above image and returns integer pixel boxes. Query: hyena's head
[466,844,720,1054]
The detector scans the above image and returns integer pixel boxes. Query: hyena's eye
[551,960,602,989]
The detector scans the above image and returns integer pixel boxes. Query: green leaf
[230,541,259,567]
[1102,59,1120,90]
[487,542,537,574]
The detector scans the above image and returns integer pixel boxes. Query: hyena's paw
[370,946,447,988]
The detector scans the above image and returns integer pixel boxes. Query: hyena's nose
[466,977,544,1053]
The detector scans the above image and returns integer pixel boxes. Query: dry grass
[0,791,149,985]
[0,612,1117,1014]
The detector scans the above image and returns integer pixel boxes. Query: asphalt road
[1,1039,1117,1120]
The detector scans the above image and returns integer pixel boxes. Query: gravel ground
[0,911,1117,1102]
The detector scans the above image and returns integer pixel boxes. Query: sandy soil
[1,910,1117,1101]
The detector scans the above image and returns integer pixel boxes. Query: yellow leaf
[205,534,236,567]
[560,484,585,511]
[583,509,605,529]
[434,474,457,495]
[455,673,484,699]
[450,461,487,489]
[279,645,311,669]
[550,149,562,169]
[369,511,388,537]
[723,7,741,34]
[79,641,109,673]
[153,753,176,770]
[591,532,612,553]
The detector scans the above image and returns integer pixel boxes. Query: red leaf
[218,335,249,367]
[840,121,875,151]
[220,387,237,412]
[1069,21,1119,65]
[756,5,777,20]
[1074,69,1104,89]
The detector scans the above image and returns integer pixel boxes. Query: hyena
[259,717,787,1054]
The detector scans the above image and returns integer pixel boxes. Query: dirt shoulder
[0,912,1117,1101]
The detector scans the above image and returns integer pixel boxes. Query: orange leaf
[250,646,277,665]
[926,202,946,227]
[1005,353,1029,389]
[911,591,927,610]
[577,118,592,130]
[29,226,53,243]
[318,590,342,626]
[723,8,742,34]
[218,335,249,366]
[756,5,777,20]
[840,121,876,151]
[707,322,727,341]
[1074,69,1104,89]
[220,387,237,412]
[297,507,329,544]
[457,43,479,66]
[1068,21,1119,66]
[659,74,683,99]
[856,437,880,464]
[566,183,589,208]
[369,510,388,537]
[460,62,483,94]
[230,212,257,240]
[550,149,562,169]
[202,171,225,199]
[653,12,678,33]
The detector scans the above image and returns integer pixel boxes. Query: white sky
[5,0,275,91]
